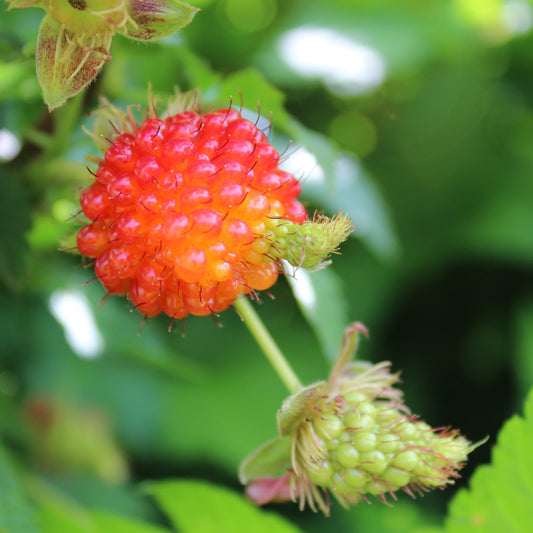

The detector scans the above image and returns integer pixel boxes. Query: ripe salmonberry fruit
[77,105,308,319]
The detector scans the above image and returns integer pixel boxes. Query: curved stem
[234,297,302,394]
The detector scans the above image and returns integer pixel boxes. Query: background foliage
[1,0,533,531]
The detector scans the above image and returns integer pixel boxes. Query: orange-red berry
[77,108,307,318]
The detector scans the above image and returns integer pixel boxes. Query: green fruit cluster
[240,326,478,515]
[296,387,470,507]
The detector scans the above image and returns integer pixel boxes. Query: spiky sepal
[259,212,353,271]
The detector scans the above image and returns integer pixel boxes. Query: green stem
[234,296,302,394]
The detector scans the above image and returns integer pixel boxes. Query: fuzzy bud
[8,0,198,109]
[268,212,353,271]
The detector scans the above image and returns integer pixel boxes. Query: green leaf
[38,503,173,533]
[123,0,200,41]
[286,266,349,361]
[439,388,533,533]
[39,503,95,533]
[238,437,291,484]
[515,304,533,401]
[34,477,172,533]
[0,444,39,533]
[0,172,31,287]
[146,479,303,533]
[92,512,172,533]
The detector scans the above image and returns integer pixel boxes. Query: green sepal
[36,15,110,110]
[328,321,368,383]
[277,381,330,437]
[121,0,200,41]
[238,436,291,484]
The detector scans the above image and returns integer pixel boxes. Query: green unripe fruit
[307,461,333,485]
[335,443,360,468]
[343,391,368,405]
[331,472,352,494]
[351,432,377,452]
[287,370,472,510]
[365,480,389,496]
[358,402,377,417]
[398,422,418,441]
[360,450,387,475]
[392,449,419,471]
[344,468,366,489]
[313,413,344,440]
[327,438,340,451]
[378,435,400,454]
[383,466,411,487]
[241,328,478,515]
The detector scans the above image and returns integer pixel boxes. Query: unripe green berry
[352,432,377,452]
[307,460,333,485]
[378,435,400,454]
[358,401,377,417]
[327,438,340,451]
[335,443,360,468]
[398,422,418,441]
[332,472,352,494]
[313,413,344,440]
[383,466,411,487]
[241,333,477,515]
[360,450,387,475]
[344,468,366,489]
[392,450,419,471]
[343,391,368,405]
[365,480,389,496]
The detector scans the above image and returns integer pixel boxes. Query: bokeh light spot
[329,111,378,158]
[49,290,104,359]
[277,26,386,96]
[0,129,21,162]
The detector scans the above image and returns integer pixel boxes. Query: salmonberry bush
[1,1,533,532]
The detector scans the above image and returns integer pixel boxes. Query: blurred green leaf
[516,305,533,402]
[0,172,31,286]
[92,511,171,533]
[285,265,349,362]
[39,497,95,533]
[146,479,303,533]
[435,388,533,533]
[37,493,172,533]
[337,499,439,533]
[0,444,39,533]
